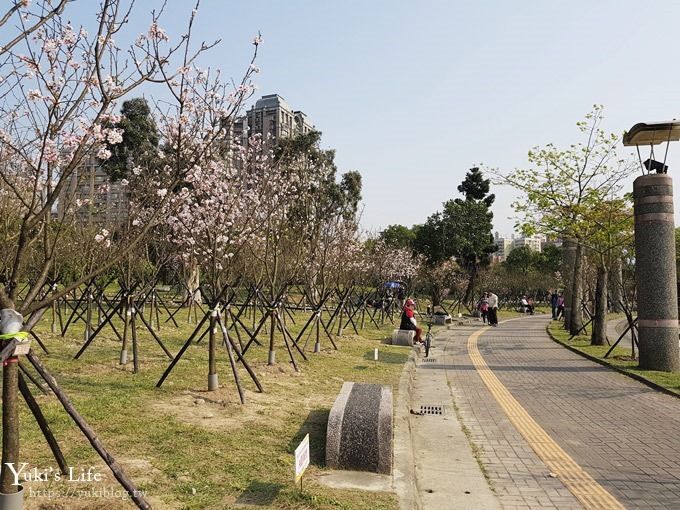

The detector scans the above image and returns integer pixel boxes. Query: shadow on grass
[291,408,330,468]
[235,480,282,506]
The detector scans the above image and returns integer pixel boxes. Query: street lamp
[623,120,680,174]
[623,119,680,372]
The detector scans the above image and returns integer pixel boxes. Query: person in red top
[400,298,423,344]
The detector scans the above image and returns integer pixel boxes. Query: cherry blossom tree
[164,134,282,296]
[368,239,420,290]
[268,131,364,341]
[240,158,307,364]
[0,0,260,502]
[308,218,366,294]
[414,258,464,309]
[159,131,301,383]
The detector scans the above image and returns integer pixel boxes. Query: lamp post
[623,120,680,372]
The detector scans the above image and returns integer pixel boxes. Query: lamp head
[643,158,668,174]
[623,120,680,146]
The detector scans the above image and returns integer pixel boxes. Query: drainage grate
[419,405,444,415]
[423,358,437,363]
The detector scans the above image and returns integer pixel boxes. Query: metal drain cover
[419,405,444,415]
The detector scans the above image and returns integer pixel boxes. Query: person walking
[550,290,559,320]
[478,293,490,324]
[487,291,499,326]
[556,293,565,320]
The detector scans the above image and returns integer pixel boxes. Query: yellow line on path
[467,328,625,510]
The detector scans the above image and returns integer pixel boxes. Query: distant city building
[60,94,315,228]
[512,235,544,252]
[236,94,315,147]
[491,232,549,263]
[56,154,129,227]
[492,235,514,264]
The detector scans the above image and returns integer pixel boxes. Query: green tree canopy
[275,130,362,225]
[458,166,495,207]
[501,244,561,296]
[415,167,496,305]
[494,105,635,341]
[535,243,562,274]
[379,224,416,249]
[504,245,537,274]
[103,97,160,181]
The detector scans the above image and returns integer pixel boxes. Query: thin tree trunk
[187,259,201,306]
[208,310,217,389]
[609,257,624,313]
[0,359,19,493]
[562,238,576,329]
[0,308,23,494]
[268,311,276,365]
[569,242,584,336]
[120,297,130,364]
[463,260,477,309]
[591,265,608,345]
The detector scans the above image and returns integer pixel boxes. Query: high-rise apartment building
[59,94,314,228]
[492,232,548,263]
[237,94,315,146]
[512,235,544,252]
[56,154,129,227]
[492,234,514,263]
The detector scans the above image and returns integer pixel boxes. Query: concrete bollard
[391,329,415,346]
[326,382,393,474]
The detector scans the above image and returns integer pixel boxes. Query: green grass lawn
[4,303,412,509]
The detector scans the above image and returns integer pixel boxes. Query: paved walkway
[396,314,680,509]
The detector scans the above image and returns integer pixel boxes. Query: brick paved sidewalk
[440,314,680,510]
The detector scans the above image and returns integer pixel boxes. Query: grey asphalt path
[435,314,680,509]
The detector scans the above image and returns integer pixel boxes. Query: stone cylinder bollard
[634,174,679,371]
[326,382,393,474]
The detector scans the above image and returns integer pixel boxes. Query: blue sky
[92,1,680,235]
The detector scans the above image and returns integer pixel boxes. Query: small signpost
[294,433,310,491]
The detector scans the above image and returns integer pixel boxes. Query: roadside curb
[393,348,420,509]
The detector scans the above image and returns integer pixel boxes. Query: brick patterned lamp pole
[623,121,680,372]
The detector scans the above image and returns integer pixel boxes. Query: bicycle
[424,323,433,358]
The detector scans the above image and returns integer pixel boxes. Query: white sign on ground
[295,434,310,482]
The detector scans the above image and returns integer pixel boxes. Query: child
[478,293,489,324]
[556,294,565,319]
